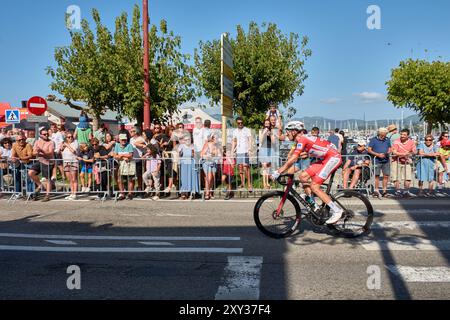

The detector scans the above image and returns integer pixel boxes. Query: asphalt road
[0,197,449,300]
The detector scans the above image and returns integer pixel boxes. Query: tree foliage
[194,22,311,128]
[386,59,450,132]
[47,5,195,128]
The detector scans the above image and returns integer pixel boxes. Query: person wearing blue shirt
[417,135,439,197]
[112,134,136,200]
[367,127,392,198]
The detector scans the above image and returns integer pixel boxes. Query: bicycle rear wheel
[254,191,301,239]
[329,190,374,238]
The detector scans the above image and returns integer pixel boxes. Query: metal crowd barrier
[384,154,449,195]
[0,159,16,200]
[1,153,449,203]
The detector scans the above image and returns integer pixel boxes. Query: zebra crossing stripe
[374,209,450,215]
[215,256,263,300]
[372,221,450,230]
[361,239,450,251]
[386,265,450,282]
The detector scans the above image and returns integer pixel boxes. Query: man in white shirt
[232,117,253,191]
[50,123,65,181]
[192,117,205,161]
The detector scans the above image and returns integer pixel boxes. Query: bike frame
[276,172,338,224]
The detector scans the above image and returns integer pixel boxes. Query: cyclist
[271,121,344,224]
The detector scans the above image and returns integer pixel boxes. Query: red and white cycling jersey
[292,135,339,159]
[292,135,342,184]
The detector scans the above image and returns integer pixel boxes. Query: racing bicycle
[254,172,374,238]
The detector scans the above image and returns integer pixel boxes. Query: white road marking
[386,265,450,282]
[131,199,259,203]
[0,233,240,241]
[372,221,450,230]
[50,200,92,202]
[361,239,450,251]
[155,213,192,217]
[0,245,243,254]
[215,256,263,300]
[138,242,174,246]
[45,240,77,246]
[374,209,450,215]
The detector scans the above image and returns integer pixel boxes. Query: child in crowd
[76,142,94,193]
[265,102,282,127]
[142,144,161,200]
[221,146,236,200]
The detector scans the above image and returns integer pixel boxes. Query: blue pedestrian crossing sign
[5,109,21,124]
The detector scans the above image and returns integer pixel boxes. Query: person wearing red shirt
[272,122,344,224]
[391,129,417,197]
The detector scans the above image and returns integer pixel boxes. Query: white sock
[327,201,340,212]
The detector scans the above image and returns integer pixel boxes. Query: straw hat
[387,124,397,132]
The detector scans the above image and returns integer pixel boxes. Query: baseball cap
[357,140,367,146]
[119,134,128,140]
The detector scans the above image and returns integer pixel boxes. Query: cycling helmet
[285,121,305,131]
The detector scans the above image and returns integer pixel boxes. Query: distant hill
[291,115,422,131]
[207,111,426,131]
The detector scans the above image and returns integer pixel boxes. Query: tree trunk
[92,115,100,132]
[427,121,433,135]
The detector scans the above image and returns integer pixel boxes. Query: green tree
[48,6,195,128]
[47,9,115,130]
[114,6,195,124]
[386,59,450,134]
[194,22,311,128]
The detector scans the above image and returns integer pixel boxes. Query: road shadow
[0,215,288,300]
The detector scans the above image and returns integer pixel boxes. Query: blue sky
[1,0,449,120]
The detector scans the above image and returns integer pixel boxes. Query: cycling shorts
[305,154,342,185]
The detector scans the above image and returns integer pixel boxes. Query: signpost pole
[221,33,234,149]
[143,0,151,130]
[221,51,227,148]
[35,123,39,141]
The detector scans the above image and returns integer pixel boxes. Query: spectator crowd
[0,107,449,202]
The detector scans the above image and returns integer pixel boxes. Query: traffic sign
[27,96,48,116]
[5,109,20,124]
[221,33,234,118]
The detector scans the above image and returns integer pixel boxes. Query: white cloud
[320,97,341,104]
[354,92,385,103]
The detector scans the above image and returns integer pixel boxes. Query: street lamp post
[143,0,151,129]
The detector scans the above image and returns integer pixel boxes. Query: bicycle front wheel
[254,191,301,239]
[330,190,374,238]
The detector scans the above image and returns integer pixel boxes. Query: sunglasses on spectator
[41,133,48,136]
[237,122,243,125]
[425,139,433,141]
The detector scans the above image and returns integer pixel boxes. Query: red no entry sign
[27,96,48,116]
